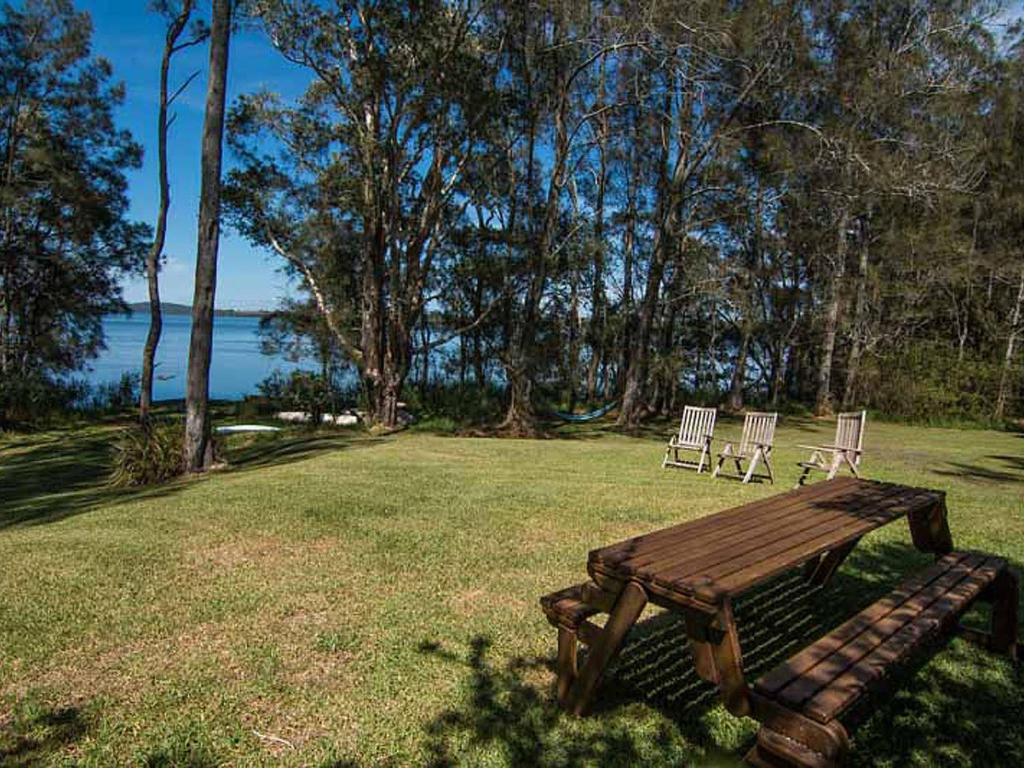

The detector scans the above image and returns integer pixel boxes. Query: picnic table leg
[708,599,751,716]
[565,581,647,716]
[908,496,954,556]
[683,609,719,684]
[804,537,860,586]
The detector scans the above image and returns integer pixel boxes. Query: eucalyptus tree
[228,0,500,428]
[0,0,146,424]
[140,0,207,424]
[184,0,232,471]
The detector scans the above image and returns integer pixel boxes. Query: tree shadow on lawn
[934,454,1024,485]
[417,541,1023,767]
[0,701,92,767]
[0,429,185,529]
[0,427,386,529]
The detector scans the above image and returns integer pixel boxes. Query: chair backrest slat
[739,411,778,455]
[834,410,866,459]
[677,405,716,445]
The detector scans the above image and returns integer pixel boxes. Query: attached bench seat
[747,552,1019,767]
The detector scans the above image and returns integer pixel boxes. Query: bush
[257,370,351,424]
[109,421,185,487]
[87,371,140,413]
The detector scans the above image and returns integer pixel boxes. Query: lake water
[87,313,315,401]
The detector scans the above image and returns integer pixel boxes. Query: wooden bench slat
[754,552,1006,727]
[540,584,601,628]
[772,554,986,711]
[754,553,970,696]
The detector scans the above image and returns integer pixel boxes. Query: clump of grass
[109,421,185,487]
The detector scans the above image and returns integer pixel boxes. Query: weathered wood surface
[664,405,717,472]
[589,478,948,606]
[748,551,1018,767]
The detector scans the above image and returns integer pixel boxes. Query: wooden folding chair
[662,406,717,473]
[797,410,866,486]
[713,411,778,484]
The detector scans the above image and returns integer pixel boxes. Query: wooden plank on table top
[773,554,988,712]
[801,556,1002,723]
[754,553,968,696]
[590,477,863,566]
[695,489,942,597]
[608,481,895,577]
[649,486,931,591]
[631,482,904,583]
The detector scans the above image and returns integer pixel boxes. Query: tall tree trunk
[726,322,751,412]
[184,0,231,472]
[994,263,1024,420]
[814,207,849,417]
[141,1,195,423]
[841,224,869,409]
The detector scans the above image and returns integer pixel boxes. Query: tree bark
[841,222,869,409]
[814,207,849,417]
[141,1,195,424]
[994,263,1024,420]
[184,0,231,472]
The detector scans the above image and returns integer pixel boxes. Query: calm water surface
[88,313,314,401]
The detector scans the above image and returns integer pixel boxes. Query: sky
[80,0,309,311]
[80,1,1023,311]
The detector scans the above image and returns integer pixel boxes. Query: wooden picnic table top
[588,477,948,609]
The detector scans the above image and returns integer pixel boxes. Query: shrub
[257,370,352,424]
[109,421,185,487]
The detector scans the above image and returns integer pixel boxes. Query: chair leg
[713,454,726,478]
[743,450,760,484]
[826,452,842,480]
[796,464,812,487]
[845,452,861,478]
[763,450,775,484]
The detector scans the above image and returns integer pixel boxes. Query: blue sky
[81,0,308,311]
[82,1,1022,311]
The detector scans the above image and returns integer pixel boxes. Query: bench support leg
[555,626,579,705]
[565,581,647,716]
[908,497,954,556]
[990,568,1020,661]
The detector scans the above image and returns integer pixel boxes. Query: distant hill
[125,302,268,318]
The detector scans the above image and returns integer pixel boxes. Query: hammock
[550,401,618,423]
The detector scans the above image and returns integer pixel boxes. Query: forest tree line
[2,0,1023,435]
[230,0,1024,431]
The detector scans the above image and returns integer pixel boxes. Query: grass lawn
[1,416,1022,766]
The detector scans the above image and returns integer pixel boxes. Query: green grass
[1,416,1022,766]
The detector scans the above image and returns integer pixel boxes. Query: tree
[184,0,231,471]
[140,0,206,423]
[0,0,146,424]
[227,0,498,428]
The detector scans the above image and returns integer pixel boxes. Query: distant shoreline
[121,302,268,319]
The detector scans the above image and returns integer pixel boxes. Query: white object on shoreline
[274,411,361,426]
[215,424,282,434]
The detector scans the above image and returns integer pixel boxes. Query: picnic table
[544,477,954,717]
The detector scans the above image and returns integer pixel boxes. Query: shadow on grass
[934,453,1024,485]
[225,429,388,474]
[0,425,385,529]
[417,541,1023,766]
[0,429,185,529]
[0,703,91,767]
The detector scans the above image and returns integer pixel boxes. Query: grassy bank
[1,417,1022,766]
